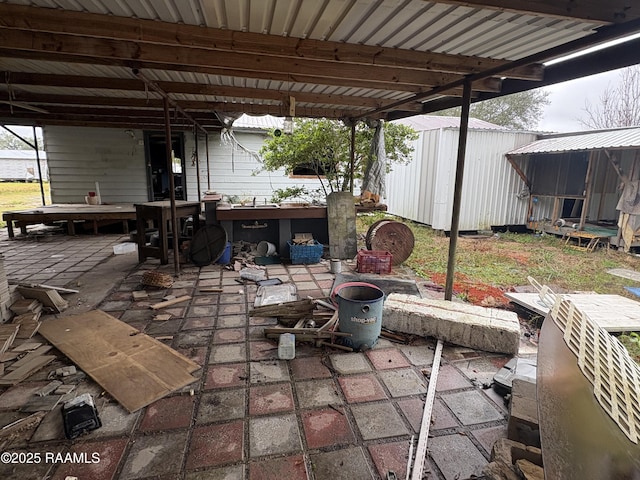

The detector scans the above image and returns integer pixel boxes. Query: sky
[537,68,625,133]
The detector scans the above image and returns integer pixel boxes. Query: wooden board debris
[20,395,63,412]
[12,312,42,339]
[149,295,191,310]
[16,286,68,313]
[10,298,42,315]
[0,324,20,355]
[12,342,42,353]
[0,355,56,386]
[7,345,52,371]
[506,292,640,332]
[38,310,199,413]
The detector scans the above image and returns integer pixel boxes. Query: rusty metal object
[365,220,415,265]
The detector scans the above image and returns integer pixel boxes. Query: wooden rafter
[0,3,543,81]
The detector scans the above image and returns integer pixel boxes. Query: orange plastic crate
[356,250,392,274]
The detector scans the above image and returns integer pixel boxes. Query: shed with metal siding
[386,117,537,231]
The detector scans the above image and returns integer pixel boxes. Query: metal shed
[386,116,536,231]
[507,126,640,250]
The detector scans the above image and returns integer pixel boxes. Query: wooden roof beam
[0,71,426,112]
[0,49,501,95]
[0,3,543,80]
[0,29,505,92]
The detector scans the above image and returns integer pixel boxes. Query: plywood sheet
[607,268,640,283]
[506,292,640,332]
[38,310,199,412]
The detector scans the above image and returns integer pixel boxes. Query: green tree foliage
[434,90,550,130]
[259,118,417,195]
[0,130,43,150]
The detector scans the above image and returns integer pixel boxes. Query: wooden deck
[2,204,137,238]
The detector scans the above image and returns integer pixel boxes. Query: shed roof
[0,1,639,130]
[507,126,640,155]
[394,115,506,131]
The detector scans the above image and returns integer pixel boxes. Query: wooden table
[135,201,201,264]
[563,230,610,252]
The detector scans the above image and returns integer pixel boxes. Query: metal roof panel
[508,128,640,155]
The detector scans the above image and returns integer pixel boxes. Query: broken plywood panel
[16,286,68,313]
[607,268,640,283]
[506,292,640,332]
[38,310,199,413]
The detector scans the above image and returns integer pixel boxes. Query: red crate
[357,250,392,274]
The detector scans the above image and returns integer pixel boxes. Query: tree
[0,129,43,150]
[259,118,418,196]
[579,65,640,129]
[433,90,550,130]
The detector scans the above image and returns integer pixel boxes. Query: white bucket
[330,259,342,273]
[257,241,277,256]
[113,242,137,255]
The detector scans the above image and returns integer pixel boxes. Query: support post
[444,80,472,301]
[349,122,356,193]
[163,97,180,277]
[194,126,202,201]
[205,133,211,191]
[32,127,46,206]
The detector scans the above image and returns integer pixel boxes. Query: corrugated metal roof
[394,115,506,131]
[232,114,282,130]
[508,127,640,155]
[0,0,633,128]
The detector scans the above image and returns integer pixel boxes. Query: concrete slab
[250,360,289,383]
[309,447,373,480]
[197,389,246,423]
[249,414,301,457]
[295,379,342,409]
[119,431,188,479]
[351,402,408,440]
[329,353,372,374]
[429,434,488,480]
[441,390,504,426]
[383,294,520,354]
[379,368,428,397]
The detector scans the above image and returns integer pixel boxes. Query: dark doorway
[145,132,186,201]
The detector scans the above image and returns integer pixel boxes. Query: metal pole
[194,126,202,201]
[205,133,211,191]
[444,80,472,301]
[163,97,180,277]
[32,126,46,206]
[349,122,356,193]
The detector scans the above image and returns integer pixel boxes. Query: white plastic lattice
[549,297,640,444]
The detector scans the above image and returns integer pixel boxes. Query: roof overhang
[0,1,639,131]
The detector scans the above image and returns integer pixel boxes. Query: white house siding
[386,128,537,231]
[184,129,324,203]
[43,126,147,204]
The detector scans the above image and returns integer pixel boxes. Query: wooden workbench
[135,200,201,265]
[2,204,137,238]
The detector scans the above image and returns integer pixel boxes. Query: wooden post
[205,133,211,191]
[445,80,472,301]
[579,151,597,230]
[194,126,202,202]
[163,97,180,277]
[32,127,46,206]
[349,122,356,193]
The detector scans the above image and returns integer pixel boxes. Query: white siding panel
[386,127,537,231]
[184,131,324,202]
[43,126,147,204]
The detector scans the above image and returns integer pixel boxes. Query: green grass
[0,182,51,228]
[357,212,640,298]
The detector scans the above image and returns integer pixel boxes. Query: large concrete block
[327,191,357,259]
[382,294,520,354]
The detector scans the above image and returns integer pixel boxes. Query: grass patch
[0,182,51,228]
[356,213,640,298]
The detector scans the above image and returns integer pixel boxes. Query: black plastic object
[62,393,102,439]
[189,225,227,266]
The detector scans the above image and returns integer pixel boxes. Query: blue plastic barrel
[333,282,384,351]
[216,242,232,264]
